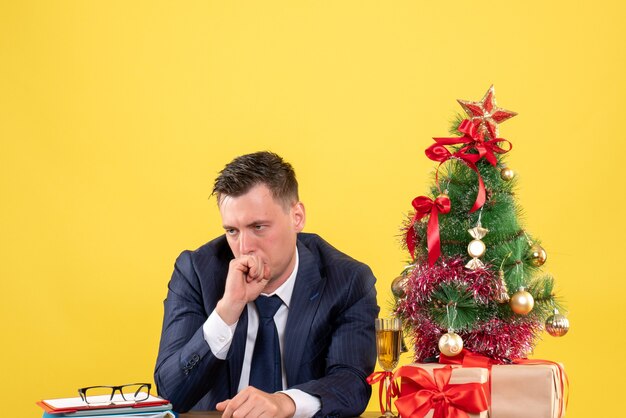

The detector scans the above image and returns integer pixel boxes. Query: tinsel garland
[396,256,541,361]
[403,257,500,305]
[463,317,542,362]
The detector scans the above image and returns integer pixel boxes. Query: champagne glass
[375,317,402,417]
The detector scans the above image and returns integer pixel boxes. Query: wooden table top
[180,411,381,417]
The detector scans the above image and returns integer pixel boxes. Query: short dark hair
[212,151,299,208]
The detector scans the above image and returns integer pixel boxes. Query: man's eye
[226,229,237,236]
[254,225,266,231]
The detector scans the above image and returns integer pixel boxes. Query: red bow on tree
[430,119,511,166]
[394,365,489,418]
[425,119,512,213]
[406,194,451,266]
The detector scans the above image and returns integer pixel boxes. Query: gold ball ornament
[510,288,534,315]
[500,167,515,181]
[391,274,408,298]
[438,332,464,357]
[545,309,570,337]
[528,244,547,267]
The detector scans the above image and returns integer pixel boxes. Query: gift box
[399,362,566,418]
[490,362,566,418]
[396,364,490,418]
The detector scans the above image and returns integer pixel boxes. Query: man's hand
[216,255,271,325]
[216,387,296,418]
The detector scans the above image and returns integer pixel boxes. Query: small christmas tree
[396,86,570,362]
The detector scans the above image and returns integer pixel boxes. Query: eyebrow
[222,220,272,230]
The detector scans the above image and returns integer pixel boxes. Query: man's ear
[292,202,306,232]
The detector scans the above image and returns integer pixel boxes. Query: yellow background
[1,1,624,416]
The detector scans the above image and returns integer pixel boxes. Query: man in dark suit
[154,151,379,417]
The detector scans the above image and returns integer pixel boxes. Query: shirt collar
[261,247,298,308]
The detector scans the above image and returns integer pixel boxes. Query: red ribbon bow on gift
[425,119,512,213]
[406,194,451,266]
[394,365,489,418]
[367,371,399,415]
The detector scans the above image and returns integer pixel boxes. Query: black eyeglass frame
[78,383,152,405]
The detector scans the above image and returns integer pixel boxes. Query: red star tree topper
[457,85,517,139]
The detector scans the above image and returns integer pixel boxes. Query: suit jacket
[154,232,379,417]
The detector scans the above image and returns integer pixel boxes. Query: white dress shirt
[203,249,321,418]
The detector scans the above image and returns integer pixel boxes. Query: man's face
[218,183,305,287]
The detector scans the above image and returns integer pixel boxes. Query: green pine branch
[429,283,481,330]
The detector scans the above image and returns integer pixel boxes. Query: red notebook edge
[37,397,170,414]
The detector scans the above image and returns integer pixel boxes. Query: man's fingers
[230,256,260,284]
[226,395,256,418]
[243,255,269,283]
[215,399,229,412]
[247,255,263,281]
[218,389,293,418]
[220,390,250,418]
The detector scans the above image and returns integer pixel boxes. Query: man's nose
[239,231,255,255]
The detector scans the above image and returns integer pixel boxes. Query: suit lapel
[284,241,325,387]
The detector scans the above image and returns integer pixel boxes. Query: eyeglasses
[78,383,151,405]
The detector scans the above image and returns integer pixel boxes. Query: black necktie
[249,295,283,392]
